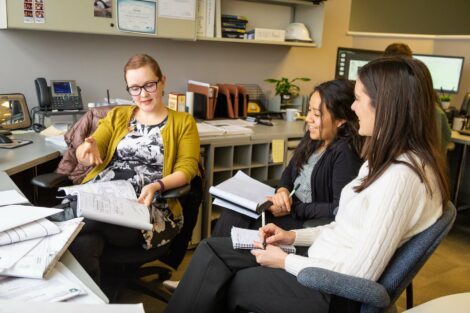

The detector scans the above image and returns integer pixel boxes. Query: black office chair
[100,176,202,303]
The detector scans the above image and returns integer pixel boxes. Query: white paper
[158,0,196,20]
[58,262,105,304]
[0,264,83,302]
[0,205,63,232]
[75,192,151,231]
[117,0,156,34]
[44,136,67,149]
[1,218,83,279]
[0,190,29,206]
[231,226,296,253]
[209,171,275,212]
[0,218,60,246]
[213,198,259,219]
[197,123,225,136]
[0,237,43,270]
[59,180,137,201]
[203,119,256,127]
[0,300,145,313]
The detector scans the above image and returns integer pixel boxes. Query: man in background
[384,42,452,154]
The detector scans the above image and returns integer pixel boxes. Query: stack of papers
[197,122,253,137]
[0,202,86,303]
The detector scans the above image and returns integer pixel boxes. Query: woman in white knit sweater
[164,57,450,313]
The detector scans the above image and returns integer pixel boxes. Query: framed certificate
[117,0,156,34]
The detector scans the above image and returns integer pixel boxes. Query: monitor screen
[413,54,464,93]
[52,81,72,94]
[335,47,383,81]
[335,47,465,94]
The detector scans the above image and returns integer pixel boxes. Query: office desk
[403,292,470,313]
[0,173,109,304]
[0,132,61,175]
[450,131,470,207]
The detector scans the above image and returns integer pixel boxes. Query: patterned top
[92,117,181,249]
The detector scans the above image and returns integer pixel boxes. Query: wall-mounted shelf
[0,0,325,47]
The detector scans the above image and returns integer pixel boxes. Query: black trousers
[212,208,305,237]
[164,237,330,313]
[68,219,143,285]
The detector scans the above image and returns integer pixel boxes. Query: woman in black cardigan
[212,79,363,236]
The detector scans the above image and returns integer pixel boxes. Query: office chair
[31,106,204,302]
[297,201,457,313]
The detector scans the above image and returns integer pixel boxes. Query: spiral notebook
[230,226,296,253]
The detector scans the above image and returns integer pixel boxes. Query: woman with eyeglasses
[72,54,200,284]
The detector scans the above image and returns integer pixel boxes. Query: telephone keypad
[51,96,82,110]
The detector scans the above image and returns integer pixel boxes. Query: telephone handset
[34,77,83,111]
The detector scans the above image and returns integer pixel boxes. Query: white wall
[0,1,352,115]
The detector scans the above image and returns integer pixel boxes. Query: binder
[216,84,248,118]
[188,80,218,120]
[216,84,236,119]
[236,85,248,118]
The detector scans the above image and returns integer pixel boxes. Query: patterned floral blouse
[92,117,182,250]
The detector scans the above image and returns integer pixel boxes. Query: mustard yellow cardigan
[82,105,200,219]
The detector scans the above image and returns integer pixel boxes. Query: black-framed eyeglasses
[126,80,160,96]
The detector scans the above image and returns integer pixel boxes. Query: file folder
[216,84,236,119]
[187,80,219,120]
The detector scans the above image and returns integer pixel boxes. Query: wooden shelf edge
[198,36,316,47]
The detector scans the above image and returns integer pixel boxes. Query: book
[196,0,206,37]
[168,92,186,112]
[245,28,285,42]
[59,180,152,231]
[209,171,275,219]
[231,226,296,253]
[206,0,216,37]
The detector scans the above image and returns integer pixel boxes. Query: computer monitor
[335,47,383,81]
[335,47,465,94]
[413,54,464,94]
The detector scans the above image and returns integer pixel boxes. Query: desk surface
[0,132,61,175]
[199,120,305,145]
[403,292,470,312]
[451,130,470,145]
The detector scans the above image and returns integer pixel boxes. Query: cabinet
[199,0,325,47]
[205,139,286,237]
[0,0,325,47]
[0,0,196,40]
[199,119,305,238]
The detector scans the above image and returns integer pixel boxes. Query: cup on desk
[452,116,466,131]
[285,109,300,122]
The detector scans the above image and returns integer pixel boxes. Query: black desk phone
[34,77,83,111]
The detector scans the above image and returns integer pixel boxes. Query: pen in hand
[289,184,300,198]
[262,210,267,249]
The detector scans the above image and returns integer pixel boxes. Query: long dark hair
[291,79,362,172]
[354,56,450,204]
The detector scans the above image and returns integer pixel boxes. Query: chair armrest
[297,267,390,308]
[159,184,191,200]
[31,173,70,189]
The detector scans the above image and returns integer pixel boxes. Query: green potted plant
[265,77,311,107]
[438,92,452,110]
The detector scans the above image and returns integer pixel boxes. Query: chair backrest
[55,106,113,184]
[361,201,457,313]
